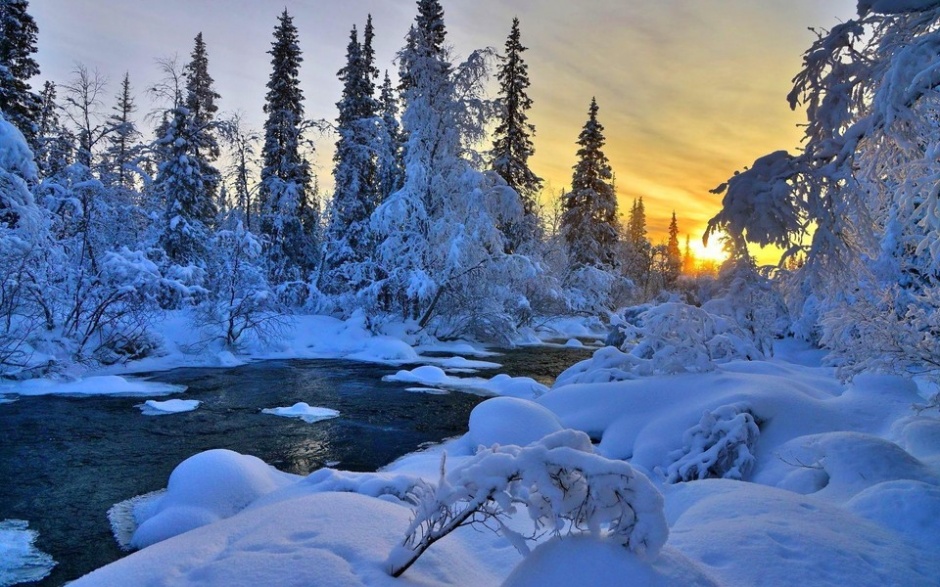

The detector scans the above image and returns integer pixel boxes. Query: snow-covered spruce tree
[370,0,532,339]
[706,2,940,383]
[622,196,652,290]
[0,0,41,145]
[101,73,143,194]
[181,32,221,219]
[153,104,212,275]
[562,98,619,268]
[322,20,380,296]
[260,10,318,287]
[490,17,543,253]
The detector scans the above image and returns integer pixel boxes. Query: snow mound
[261,402,340,423]
[759,431,939,500]
[137,399,200,416]
[130,449,297,548]
[846,480,940,552]
[502,536,719,587]
[0,520,56,586]
[468,397,563,449]
[666,479,940,585]
[4,375,186,397]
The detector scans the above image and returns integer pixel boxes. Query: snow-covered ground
[56,332,939,586]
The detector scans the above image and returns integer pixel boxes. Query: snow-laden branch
[386,429,667,578]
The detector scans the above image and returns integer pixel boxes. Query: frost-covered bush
[820,286,940,385]
[556,299,769,385]
[563,264,633,315]
[666,405,760,483]
[387,429,667,577]
[195,222,287,350]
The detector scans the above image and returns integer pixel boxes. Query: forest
[0,0,748,379]
[2,1,940,586]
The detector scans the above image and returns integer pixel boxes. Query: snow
[385,366,548,398]
[137,399,200,416]
[0,520,56,586]
[127,450,298,549]
[0,375,186,398]
[63,335,940,587]
[261,402,341,423]
[502,536,719,587]
[467,397,563,449]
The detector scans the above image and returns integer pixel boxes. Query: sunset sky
[30,0,858,262]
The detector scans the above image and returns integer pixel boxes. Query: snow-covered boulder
[131,449,297,548]
[468,397,564,449]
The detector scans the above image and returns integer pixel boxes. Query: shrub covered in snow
[387,429,667,577]
[665,404,760,483]
[556,302,765,385]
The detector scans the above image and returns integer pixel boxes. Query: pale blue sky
[30,0,857,254]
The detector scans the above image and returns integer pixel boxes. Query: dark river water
[0,345,591,587]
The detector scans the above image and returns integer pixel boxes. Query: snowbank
[1,375,186,397]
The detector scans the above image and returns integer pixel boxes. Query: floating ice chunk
[0,519,56,585]
[262,402,340,423]
[138,399,200,416]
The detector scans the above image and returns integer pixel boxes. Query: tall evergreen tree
[182,32,221,217]
[491,17,542,252]
[627,197,647,247]
[0,0,40,144]
[34,81,72,179]
[666,211,681,285]
[377,71,403,202]
[324,20,381,292]
[103,73,142,192]
[155,104,213,267]
[562,98,618,267]
[260,10,317,283]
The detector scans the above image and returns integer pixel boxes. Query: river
[0,345,591,587]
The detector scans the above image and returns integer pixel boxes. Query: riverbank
[68,337,940,586]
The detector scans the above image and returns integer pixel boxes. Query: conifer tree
[260,10,317,283]
[155,104,213,267]
[666,211,681,285]
[0,0,40,144]
[182,32,221,217]
[562,98,618,267]
[323,20,380,292]
[103,73,142,192]
[627,197,647,247]
[491,17,542,252]
[34,81,73,179]
[377,71,403,202]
